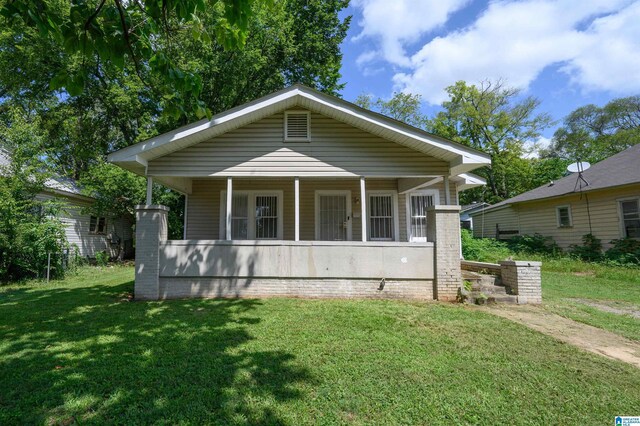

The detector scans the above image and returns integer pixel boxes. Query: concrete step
[470,284,509,295]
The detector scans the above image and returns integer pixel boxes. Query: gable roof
[108,84,490,179]
[472,143,640,215]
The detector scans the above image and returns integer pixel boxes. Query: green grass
[2,267,640,425]
[539,262,640,341]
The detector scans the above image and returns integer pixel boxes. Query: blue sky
[337,0,640,149]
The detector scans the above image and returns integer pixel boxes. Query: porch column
[134,204,169,300]
[443,176,451,205]
[294,177,300,241]
[427,205,462,301]
[360,177,367,242]
[226,177,233,240]
[146,177,153,205]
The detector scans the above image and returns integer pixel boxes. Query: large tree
[430,80,553,203]
[543,95,640,163]
[0,0,351,237]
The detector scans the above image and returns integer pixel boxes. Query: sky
[337,0,640,150]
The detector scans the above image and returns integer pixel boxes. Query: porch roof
[108,85,490,188]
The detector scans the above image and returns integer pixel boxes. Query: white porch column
[146,177,153,205]
[294,177,300,241]
[360,177,367,242]
[443,176,451,205]
[226,177,233,240]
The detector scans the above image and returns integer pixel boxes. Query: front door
[316,191,352,241]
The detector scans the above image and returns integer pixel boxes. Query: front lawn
[541,261,640,342]
[1,266,639,425]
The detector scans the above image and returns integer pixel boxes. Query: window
[406,190,439,242]
[368,193,398,241]
[556,206,572,228]
[284,110,310,141]
[619,199,640,238]
[90,216,107,234]
[221,191,283,239]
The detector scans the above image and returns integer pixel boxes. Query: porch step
[461,271,515,305]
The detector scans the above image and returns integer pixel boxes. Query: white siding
[471,207,520,239]
[148,111,449,177]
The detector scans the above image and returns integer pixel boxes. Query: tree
[543,95,640,163]
[0,0,351,238]
[1,0,265,119]
[431,80,553,203]
[355,92,429,129]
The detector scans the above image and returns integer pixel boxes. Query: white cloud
[352,0,470,67]
[353,0,640,104]
[523,136,552,159]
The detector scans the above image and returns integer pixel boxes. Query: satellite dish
[567,161,590,173]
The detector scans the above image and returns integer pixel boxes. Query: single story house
[108,84,493,301]
[469,143,640,249]
[0,148,133,259]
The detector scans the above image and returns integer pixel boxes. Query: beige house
[108,85,492,300]
[470,144,640,249]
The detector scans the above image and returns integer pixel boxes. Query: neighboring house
[460,202,490,230]
[469,143,640,249]
[0,148,133,259]
[108,84,490,301]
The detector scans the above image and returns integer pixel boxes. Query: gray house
[108,85,492,301]
[1,148,133,259]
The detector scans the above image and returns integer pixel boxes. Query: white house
[108,84,491,300]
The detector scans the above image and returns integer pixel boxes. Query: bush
[569,234,603,262]
[506,233,561,255]
[0,175,69,283]
[605,238,640,265]
[95,250,110,267]
[461,229,512,263]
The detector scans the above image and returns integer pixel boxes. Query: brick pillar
[135,205,169,300]
[499,260,542,304]
[427,205,462,301]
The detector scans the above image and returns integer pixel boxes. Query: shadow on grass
[0,280,311,424]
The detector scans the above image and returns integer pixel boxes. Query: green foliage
[0,169,68,282]
[355,92,430,129]
[543,96,640,163]
[569,234,603,262]
[461,229,512,263]
[1,0,267,119]
[506,234,561,256]
[605,238,640,265]
[431,80,553,204]
[94,250,109,267]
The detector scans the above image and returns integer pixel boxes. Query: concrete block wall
[499,260,542,304]
[427,206,462,301]
[134,205,169,300]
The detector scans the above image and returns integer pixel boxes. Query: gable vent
[285,111,310,141]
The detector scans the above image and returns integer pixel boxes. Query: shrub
[95,250,110,267]
[605,238,640,265]
[0,176,69,283]
[506,233,561,255]
[569,234,603,262]
[461,229,512,263]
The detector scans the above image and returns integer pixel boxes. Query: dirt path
[570,298,640,318]
[485,305,640,368]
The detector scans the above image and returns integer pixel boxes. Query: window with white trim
[221,191,283,239]
[406,190,439,242]
[556,205,572,228]
[619,199,640,238]
[284,110,310,141]
[368,193,396,241]
[90,216,107,234]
